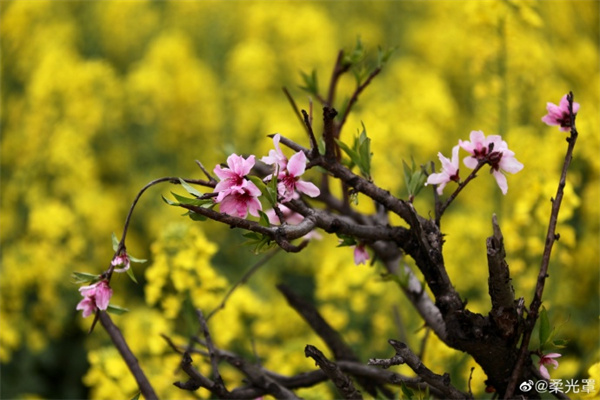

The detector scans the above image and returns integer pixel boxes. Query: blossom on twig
[459,130,523,195]
[353,244,369,265]
[213,154,262,218]
[218,179,262,218]
[538,352,561,380]
[262,135,320,202]
[425,145,460,195]
[542,94,580,131]
[261,133,288,175]
[111,253,130,273]
[76,280,112,318]
[277,151,320,202]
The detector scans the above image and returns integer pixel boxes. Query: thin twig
[195,160,217,183]
[301,109,319,157]
[206,248,281,321]
[436,159,486,226]
[337,66,382,135]
[282,86,310,136]
[196,310,228,395]
[505,91,579,398]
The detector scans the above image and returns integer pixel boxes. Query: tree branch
[305,345,363,400]
[486,214,519,340]
[98,311,158,400]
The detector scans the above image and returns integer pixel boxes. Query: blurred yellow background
[1,1,598,399]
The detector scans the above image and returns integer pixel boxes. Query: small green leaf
[336,233,357,247]
[178,178,203,197]
[72,272,101,284]
[247,175,276,206]
[257,210,272,227]
[552,339,569,348]
[299,69,319,95]
[130,392,141,400]
[539,306,552,347]
[111,233,120,252]
[335,138,358,164]
[106,304,129,315]
[128,255,147,264]
[126,267,138,284]
[162,195,179,206]
[400,380,414,400]
[187,211,207,221]
[171,192,213,207]
[377,45,396,67]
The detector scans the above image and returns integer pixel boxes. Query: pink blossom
[261,134,288,173]
[354,244,369,265]
[76,280,112,318]
[459,131,523,195]
[277,151,320,202]
[214,154,256,201]
[111,253,130,273]
[542,94,580,131]
[426,145,460,195]
[538,352,561,380]
[217,179,262,218]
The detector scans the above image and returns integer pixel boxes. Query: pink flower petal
[295,180,320,198]
[287,151,307,177]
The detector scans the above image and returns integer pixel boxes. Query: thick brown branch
[486,214,519,340]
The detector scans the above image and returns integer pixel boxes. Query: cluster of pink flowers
[426,130,523,195]
[426,94,579,197]
[213,154,263,218]
[213,134,320,218]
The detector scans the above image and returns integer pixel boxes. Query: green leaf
[106,304,129,315]
[178,178,203,197]
[171,192,214,207]
[162,194,179,206]
[242,231,275,254]
[400,380,414,400]
[377,45,396,67]
[257,210,272,227]
[187,211,207,221]
[128,254,147,264]
[247,175,276,206]
[299,69,319,95]
[335,138,358,165]
[539,306,552,347]
[126,266,138,284]
[130,392,141,400]
[111,233,120,252]
[336,233,357,247]
[72,272,101,284]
